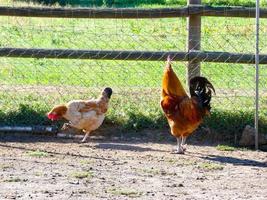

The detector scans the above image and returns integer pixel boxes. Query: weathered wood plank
[190,5,267,18]
[0,7,188,18]
[0,48,267,64]
[0,6,266,18]
[187,0,201,86]
[0,48,188,61]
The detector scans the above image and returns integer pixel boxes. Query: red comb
[47,113,59,121]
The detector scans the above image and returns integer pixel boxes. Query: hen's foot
[61,123,71,131]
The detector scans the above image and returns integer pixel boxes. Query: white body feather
[63,99,106,132]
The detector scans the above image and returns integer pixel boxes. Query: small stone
[239,125,267,146]
[69,180,79,185]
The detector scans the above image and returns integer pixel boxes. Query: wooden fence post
[187,0,201,86]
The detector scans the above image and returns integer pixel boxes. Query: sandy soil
[0,134,266,200]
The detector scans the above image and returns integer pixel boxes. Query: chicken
[47,87,112,142]
[160,56,215,154]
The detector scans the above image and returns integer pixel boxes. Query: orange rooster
[47,87,112,143]
[161,56,215,154]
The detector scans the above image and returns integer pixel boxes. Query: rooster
[47,87,112,143]
[160,56,215,154]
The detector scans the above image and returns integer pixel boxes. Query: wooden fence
[0,1,266,83]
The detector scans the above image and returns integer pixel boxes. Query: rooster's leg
[181,136,187,152]
[81,131,90,143]
[175,137,184,154]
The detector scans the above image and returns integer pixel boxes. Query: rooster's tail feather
[189,76,215,110]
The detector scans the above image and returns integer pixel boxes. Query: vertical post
[255,0,260,150]
[187,0,201,87]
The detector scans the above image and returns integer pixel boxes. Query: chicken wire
[0,5,266,144]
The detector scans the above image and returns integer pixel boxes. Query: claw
[172,149,185,154]
[80,137,88,143]
[181,144,187,152]
[61,123,71,131]
[80,132,90,143]
[171,147,185,154]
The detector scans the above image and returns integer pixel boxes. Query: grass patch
[138,168,161,175]
[79,160,94,165]
[26,150,49,157]
[0,164,13,170]
[216,144,236,151]
[137,168,176,176]
[0,89,266,141]
[70,171,93,179]
[198,162,224,171]
[107,188,143,198]
[34,172,43,176]
[3,177,27,182]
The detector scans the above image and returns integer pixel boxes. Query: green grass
[216,144,236,151]
[0,164,13,170]
[80,160,94,165]
[198,162,224,171]
[107,188,143,198]
[3,177,27,182]
[70,171,93,179]
[0,1,267,142]
[26,150,49,157]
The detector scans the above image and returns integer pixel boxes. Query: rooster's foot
[181,144,187,152]
[80,139,87,143]
[172,149,185,154]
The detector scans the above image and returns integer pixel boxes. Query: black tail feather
[189,76,215,110]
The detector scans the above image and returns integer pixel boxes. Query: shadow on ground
[0,134,266,168]
[91,142,167,152]
[201,154,267,168]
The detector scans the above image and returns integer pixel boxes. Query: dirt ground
[0,134,266,200]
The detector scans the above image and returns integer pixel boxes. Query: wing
[78,100,108,114]
[78,100,99,113]
[161,96,179,116]
[179,98,201,123]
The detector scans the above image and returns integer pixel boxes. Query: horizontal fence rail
[0,7,188,18]
[189,5,267,18]
[1,48,267,64]
[0,6,267,18]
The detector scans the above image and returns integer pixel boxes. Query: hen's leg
[81,131,90,143]
[174,137,184,154]
[61,123,72,130]
[181,136,187,152]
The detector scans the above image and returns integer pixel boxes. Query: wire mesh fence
[0,3,266,145]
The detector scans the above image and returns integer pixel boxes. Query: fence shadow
[90,142,168,152]
[1,138,266,168]
[0,142,118,161]
[201,154,267,168]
